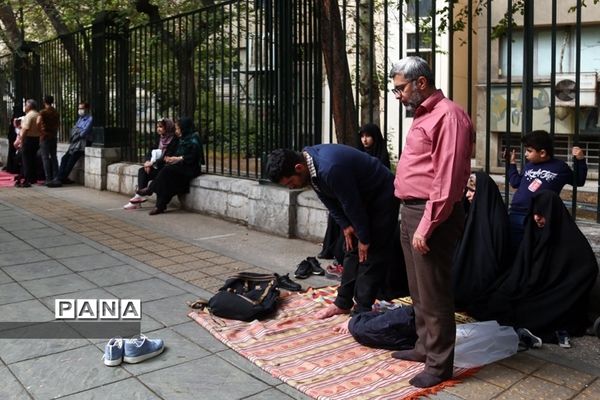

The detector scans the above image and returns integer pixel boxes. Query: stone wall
[106,162,328,241]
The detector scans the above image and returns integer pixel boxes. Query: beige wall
[490,0,600,26]
[451,0,477,120]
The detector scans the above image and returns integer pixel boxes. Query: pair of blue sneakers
[103,335,165,366]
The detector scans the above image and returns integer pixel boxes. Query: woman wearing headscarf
[124,118,178,209]
[453,172,510,311]
[471,190,598,346]
[141,117,204,215]
[357,123,391,169]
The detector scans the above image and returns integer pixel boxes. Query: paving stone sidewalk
[0,186,598,400]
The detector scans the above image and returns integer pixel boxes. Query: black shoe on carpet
[275,273,302,291]
[294,260,312,279]
[306,257,325,275]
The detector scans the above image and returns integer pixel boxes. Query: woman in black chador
[471,190,598,344]
[356,123,390,169]
[141,117,204,215]
[453,172,510,311]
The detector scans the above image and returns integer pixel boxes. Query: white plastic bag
[454,320,519,368]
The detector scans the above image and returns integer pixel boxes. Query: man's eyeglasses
[391,79,415,95]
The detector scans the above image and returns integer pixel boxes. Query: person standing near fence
[389,56,473,388]
[13,99,41,187]
[37,95,60,185]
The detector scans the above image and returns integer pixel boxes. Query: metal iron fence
[1,0,322,180]
[1,0,600,219]
[326,0,600,220]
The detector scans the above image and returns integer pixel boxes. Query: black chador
[472,190,598,340]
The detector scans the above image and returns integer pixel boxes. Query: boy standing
[507,130,587,254]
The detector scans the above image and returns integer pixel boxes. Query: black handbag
[189,272,280,322]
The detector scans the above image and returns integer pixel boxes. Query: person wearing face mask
[47,102,93,187]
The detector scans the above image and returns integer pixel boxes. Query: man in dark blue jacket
[267,144,399,318]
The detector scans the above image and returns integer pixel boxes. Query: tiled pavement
[0,185,598,400]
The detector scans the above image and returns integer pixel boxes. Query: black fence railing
[2,0,600,219]
[1,0,321,180]
[38,28,92,143]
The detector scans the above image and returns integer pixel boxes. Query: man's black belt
[400,198,428,205]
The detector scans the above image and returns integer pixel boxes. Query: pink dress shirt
[394,90,474,239]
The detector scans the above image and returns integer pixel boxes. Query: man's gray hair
[389,56,435,88]
[25,99,38,110]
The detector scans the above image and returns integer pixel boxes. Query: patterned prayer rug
[0,171,16,188]
[189,286,477,400]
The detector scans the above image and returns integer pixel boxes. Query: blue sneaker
[123,335,165,363]
[103,337,124,366]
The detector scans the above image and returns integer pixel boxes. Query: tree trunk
[320,0,358,146]
[0,3,22,52]
[357,0,380,126]
[178,50,197,118]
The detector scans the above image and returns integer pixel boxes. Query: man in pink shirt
[389,56,473,388]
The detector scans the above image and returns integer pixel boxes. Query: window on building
[407,0,433,19]
[499,26,600,77]
[406,33,433,65]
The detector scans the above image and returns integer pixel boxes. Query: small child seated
[506,130,587,256]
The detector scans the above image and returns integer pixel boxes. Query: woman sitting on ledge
[124,117,178,209]
[138,117,204,215]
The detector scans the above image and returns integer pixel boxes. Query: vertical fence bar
[573,0,582,218]
[522,1,534,138]
[484,0,491,173]
[430,0,436,78]
[467,0,472,118]
[504,0,513,208]
[397,0,403,155]
[382,0,388,142]
[448,0,453,100]
[355,0,360,126]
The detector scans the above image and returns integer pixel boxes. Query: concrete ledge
[106,162,327,240]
